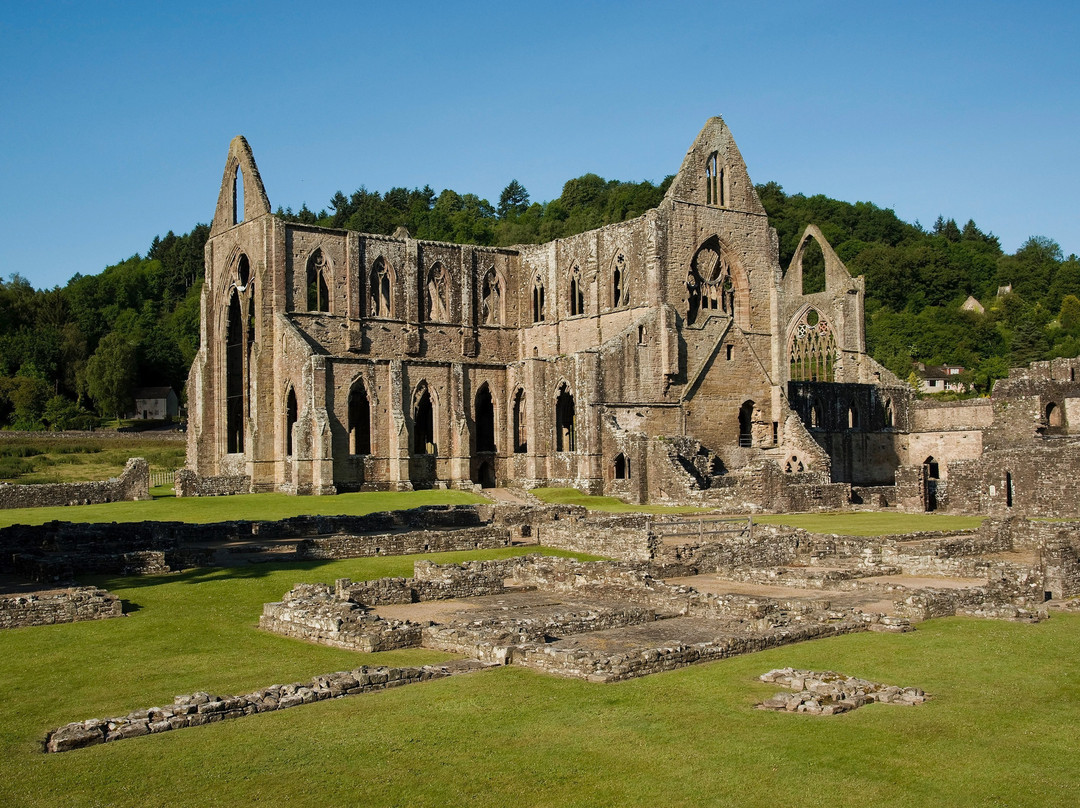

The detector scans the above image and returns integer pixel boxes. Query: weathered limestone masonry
[260,555,889,683]
[44,660,494,753]
[173,468,250,497]
[183,116,900,511]
[886,358,1080,517]
[0,458,150,510]
[757,668,928,715]
[0,586,122,629]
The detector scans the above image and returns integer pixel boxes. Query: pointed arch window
[475,383,495,453]
[705,152,725,206]
[789,308,838,382]
[481,267,502,325]
[513,389,527,453]
[569,265,584,316]
[847,401,860,430]
[555,385,576,452]
[285,387,298,457]
[306,249,331,313]
[738,400,754,448]
[611,253,629,308]
[348,379,371,455]
[425,262,449,322]
[413,384,435,455]
[687,238,737,325]
[233,166,245,225]
[532,275,546,323]
[226,290,245,453]
[369,258,393,317]
[1046,401,1063,427]
[614,453,628,479]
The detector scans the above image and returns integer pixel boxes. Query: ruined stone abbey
[182,117,1080,517]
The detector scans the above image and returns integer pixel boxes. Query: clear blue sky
[2,0,1077,290]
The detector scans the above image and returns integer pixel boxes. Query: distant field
[0,434,185,485]
[1,547,1077,807]
[0,489,492,528]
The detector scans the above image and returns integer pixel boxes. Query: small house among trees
[131,387,179,420]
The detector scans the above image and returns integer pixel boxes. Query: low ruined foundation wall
[45,664,464,753]
[531,511,655,561]
[297,525,511,560]
[651,524,799,577]
[0,586,122,629]
[0,458,150,510]
[511,619,865,683]
[173,469,251,497]
[0,505,494,580]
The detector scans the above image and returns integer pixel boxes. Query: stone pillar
[387,360,412,490]
[448,362,472,487]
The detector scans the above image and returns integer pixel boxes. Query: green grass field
[0,435,186,485]
[2,547,1077,807]
[0,489,491,529]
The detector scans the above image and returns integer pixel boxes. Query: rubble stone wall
[532,511,656,561]
[174,469,251,497]
[296,525,511,560]
[0,458,150,510]
[45,663,465,753]
[0,586,122,630]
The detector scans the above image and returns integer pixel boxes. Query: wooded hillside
[1,174,1076,429]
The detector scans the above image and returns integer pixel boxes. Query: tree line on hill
[1,174,1077,429]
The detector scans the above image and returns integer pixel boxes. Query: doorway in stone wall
[477,460,496,489]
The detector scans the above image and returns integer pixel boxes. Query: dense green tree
[498,180,530,218]
[86,332,137,422]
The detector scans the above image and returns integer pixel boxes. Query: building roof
[133,387,175,399]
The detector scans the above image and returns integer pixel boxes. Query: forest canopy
[1,173,1076,430]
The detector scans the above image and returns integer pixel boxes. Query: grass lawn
[0,435,186,485]
[0,489,492,529]
[1,548,1077,807]
[532,487,988,535]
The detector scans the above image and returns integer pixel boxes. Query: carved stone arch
[305,247,332,313]
[347,373,372,455]
[218,244,252,297]
[369,254,396,318]
[531,273,546,323]
[554,380,577,452]
[411,380,438,455]
[424,261,450,322]
[211,136,272,237]
[686,235,749,327]
[785,225,855,294]
[608,247,631,309]
[510,386,528,453]
[225,289,245,454]
[480,265,505,325]
[474,381,496,453]
[284,384,299,457]
[567,259,585,317]
[787,304,839,382]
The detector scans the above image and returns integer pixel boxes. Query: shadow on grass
[119,599,143,614]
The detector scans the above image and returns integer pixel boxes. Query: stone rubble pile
[757,668,928,715]
[44,660,494,753]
